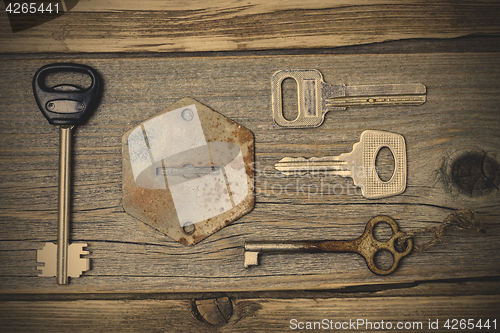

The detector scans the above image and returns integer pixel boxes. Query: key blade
[275,156,348,176]
[37,242,90,278]
[326,95,426,108]
[37,242,57,277]
[345,83,426,96]
[67,243,90,278]
[326,83,426,108]
[275,157,308,176]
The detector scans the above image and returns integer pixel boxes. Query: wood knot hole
[191,296,233,326]
[451,151,500,197]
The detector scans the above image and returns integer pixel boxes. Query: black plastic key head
[33,63,101,126]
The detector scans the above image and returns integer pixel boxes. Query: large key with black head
[33,63,101,284]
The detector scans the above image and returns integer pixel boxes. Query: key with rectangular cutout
[274,130,406,199]
[272,69,426,128]
[244,215,413,275]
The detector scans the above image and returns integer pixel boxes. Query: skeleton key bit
[244,216,413,275]
[275,130,406,199]
[33,63,101,284]
[272,69,426,128]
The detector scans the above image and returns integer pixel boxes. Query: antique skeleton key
[272,69,426,128]
[33,63,101,284]
[244,216,413,275]
[275,130,406,199]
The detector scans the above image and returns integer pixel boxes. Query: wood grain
[1,1,500,53]
[0,293,498,332]
[0,52,499,294]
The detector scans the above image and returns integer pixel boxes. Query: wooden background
[0,1,499,332]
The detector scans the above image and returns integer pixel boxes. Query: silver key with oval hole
[274,130,406,199]
[272,69,426,128]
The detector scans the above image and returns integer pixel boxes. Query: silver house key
[274,130,406,199]
[272,69,426,128]
[33,64,101,284]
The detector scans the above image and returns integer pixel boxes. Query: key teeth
[37,265,53,277]
[276,157,304,176]
[36,242,90,278]
[68,243,90,278]
[276,157,309,176]
[37,242,57,277]
[278,156,306,163]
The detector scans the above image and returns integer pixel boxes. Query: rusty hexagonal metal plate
[122,98,254,245]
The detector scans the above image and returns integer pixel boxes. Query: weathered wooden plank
[0,52,499,293]
[0,294,498,332]
[1,1,500,53]
[1,279,498,300]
